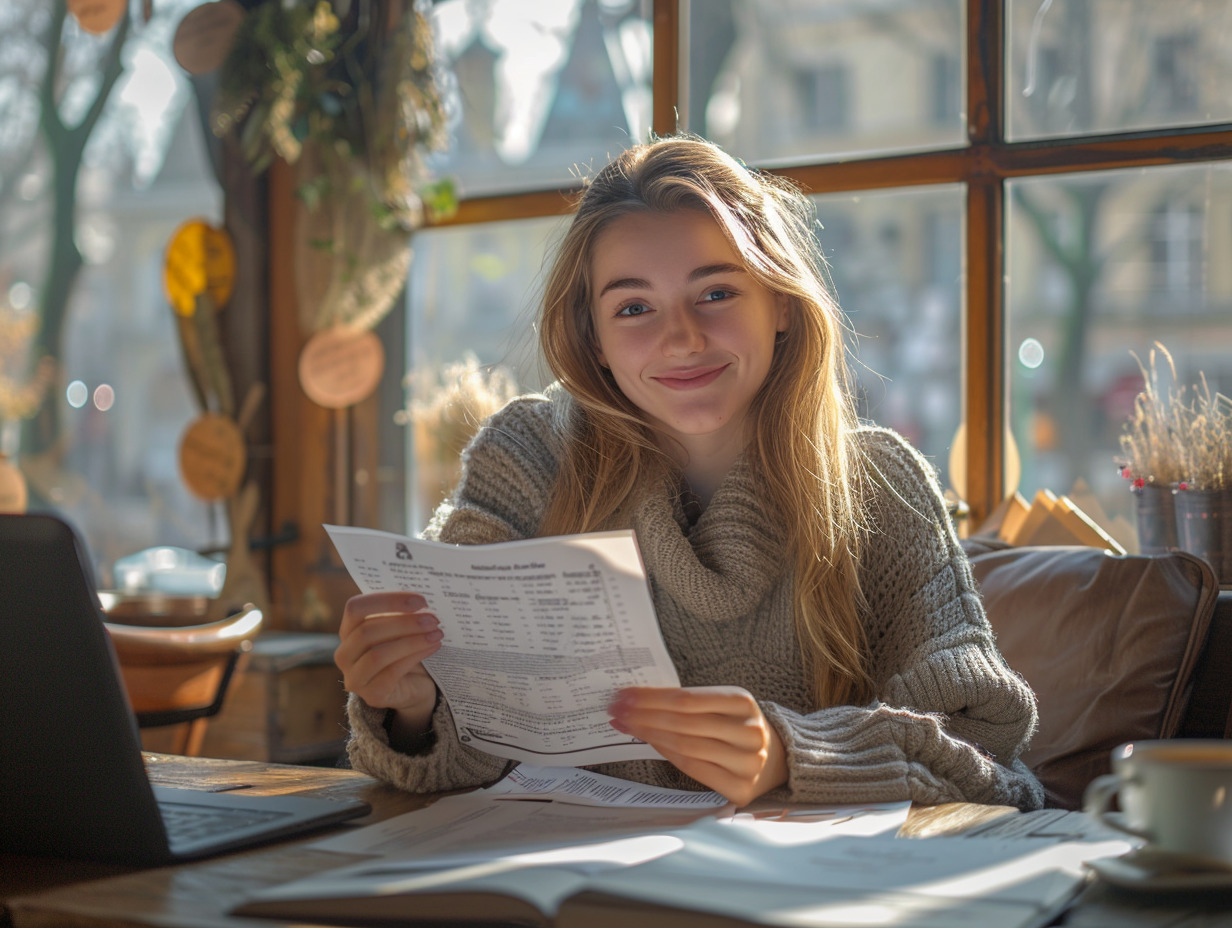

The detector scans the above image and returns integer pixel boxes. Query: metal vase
[1174,488,1229,584]
[1223,487,1232,586]
[1133,483,1178,555]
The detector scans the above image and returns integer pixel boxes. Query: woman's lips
[652,364,728,389]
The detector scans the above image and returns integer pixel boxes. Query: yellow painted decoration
[163,220,236,317]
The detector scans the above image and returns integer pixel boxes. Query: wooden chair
[99,593,263,757]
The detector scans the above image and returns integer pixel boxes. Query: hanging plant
[212,0,455,334]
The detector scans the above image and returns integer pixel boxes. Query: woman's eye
[616,302,650,317]
[701,288,732,303]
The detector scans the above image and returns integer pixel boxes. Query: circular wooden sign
[178,413,246,501]
[0,456,27,514]
[163,219,236,317]
[68,0,125,35]
[298,328,386,409]
[173,0,245,76]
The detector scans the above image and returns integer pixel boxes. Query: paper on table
[325,525,680,765]
[720,799,912,840]
[236,832,688,925]
[574,832,1133,928]
[310,790,721,859]
[312,768,909,861]
[251,801,1124,928]
[481,764,730,809]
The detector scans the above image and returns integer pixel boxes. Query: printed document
[480,764,729,809]
[310,790,718,859]
[312,769,909,859]
[325,526,680,764]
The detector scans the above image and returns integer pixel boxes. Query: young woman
[334,135,1044,810]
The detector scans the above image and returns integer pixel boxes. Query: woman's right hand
[335,592,443,734]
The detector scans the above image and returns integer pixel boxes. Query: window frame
[265,0,1232,627]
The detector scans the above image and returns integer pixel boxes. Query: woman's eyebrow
[597,263,747,298]
[688,262,745,282]
[598,276,649,298]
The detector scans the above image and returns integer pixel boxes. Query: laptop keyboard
[160,800,293,845]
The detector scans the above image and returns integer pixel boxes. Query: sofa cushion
[961,541,1219,809]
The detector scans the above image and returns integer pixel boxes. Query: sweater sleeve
[344,392,561,793]
[761,428,1044,810]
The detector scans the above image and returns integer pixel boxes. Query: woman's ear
[775,293,790,332]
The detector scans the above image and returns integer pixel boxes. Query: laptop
[0,512,370,866]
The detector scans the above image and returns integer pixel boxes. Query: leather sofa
[962,537,1231,809]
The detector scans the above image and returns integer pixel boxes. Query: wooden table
[2,754,433,928]
[3,754,1208,928]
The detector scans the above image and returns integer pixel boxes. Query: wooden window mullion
[963,0,1005,526]
[653,0,681,137]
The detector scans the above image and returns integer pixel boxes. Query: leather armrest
[1179,590,1232,739]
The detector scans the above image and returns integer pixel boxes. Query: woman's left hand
[608,686,787,806]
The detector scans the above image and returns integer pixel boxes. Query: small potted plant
[1171,374,1231,583]
[1119,344,1185,555]
[1119,343,1230,582]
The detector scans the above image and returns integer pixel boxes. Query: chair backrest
[100,595,262,753]
[962,539,1220,809]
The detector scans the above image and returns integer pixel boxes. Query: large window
[345,0,1232,552]
[1007,163,1232,545]
[253,0,1232,623]
[1,0,228,582]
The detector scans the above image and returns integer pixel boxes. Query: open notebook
[0,512,370,866]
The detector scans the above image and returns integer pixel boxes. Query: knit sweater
[346,389,1045,810]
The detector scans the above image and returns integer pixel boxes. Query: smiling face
[589,209,788,468]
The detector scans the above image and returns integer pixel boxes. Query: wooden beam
[430,188,581,227]
[267,160,356,631]
[652,0,681,136]
[963,0,1005,528]
[767,128,1232,198]
[965,179,1005,529]
[429,126,1232,232]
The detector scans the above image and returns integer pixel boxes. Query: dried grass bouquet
[1119,342,1231,491]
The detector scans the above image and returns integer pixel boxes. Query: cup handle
[1083,773,1151,840]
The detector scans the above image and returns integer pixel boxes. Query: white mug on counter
[1083,739,1232,867]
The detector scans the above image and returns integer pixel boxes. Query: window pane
[389,217,565,531]
[1007,0,1232,141]
[2,3,223,583]
[1006,163,1232,550]
[428,0,653,196]
[691,0,965,166]
[812,185,964,482]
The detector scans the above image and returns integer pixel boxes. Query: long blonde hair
[538,135,872,707]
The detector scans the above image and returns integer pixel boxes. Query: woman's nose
[661,307,705,356]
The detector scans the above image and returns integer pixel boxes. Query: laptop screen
[0,513,175,862]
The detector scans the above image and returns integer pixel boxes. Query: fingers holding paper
[335,592,442,728]
[608,685,788,806]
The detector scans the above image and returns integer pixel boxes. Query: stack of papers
[234,766,1128,928]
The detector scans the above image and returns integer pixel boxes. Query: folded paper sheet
[326,526,680,764]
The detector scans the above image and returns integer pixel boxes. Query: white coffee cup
[1083,739,1232,867]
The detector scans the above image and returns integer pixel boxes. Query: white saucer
[1086,847,1232,893]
